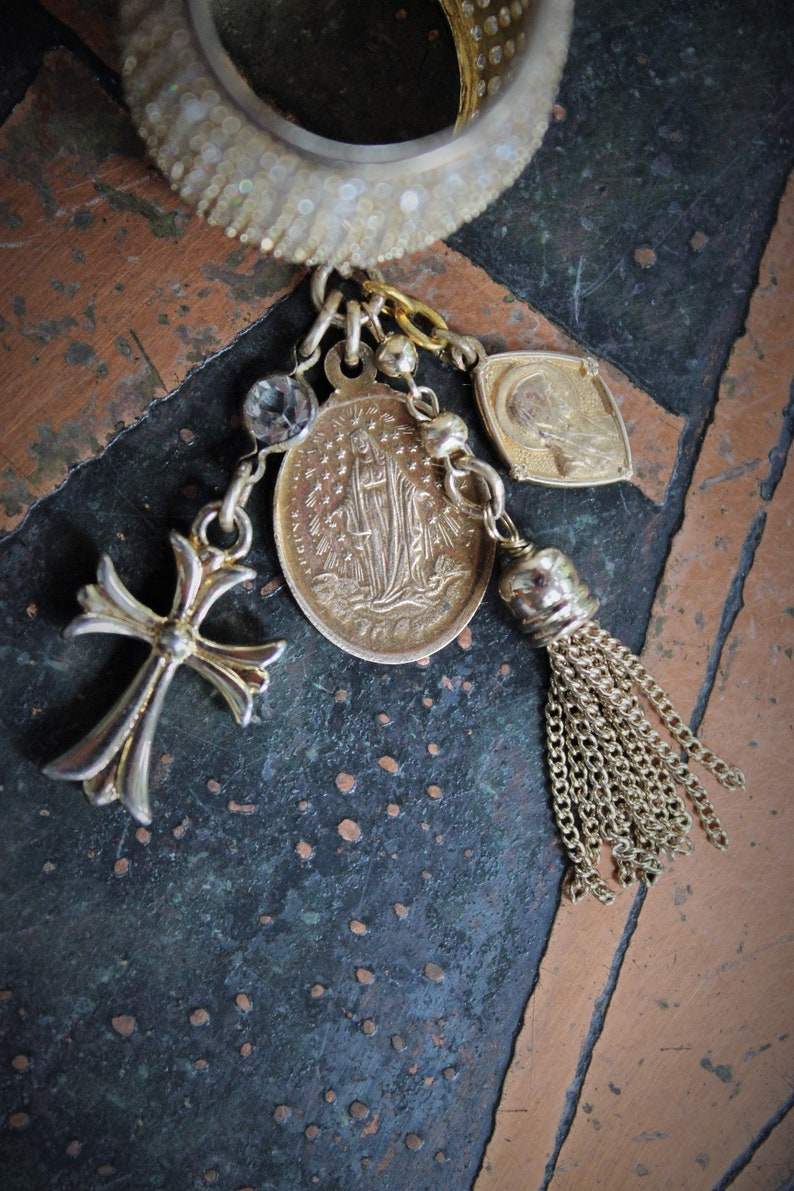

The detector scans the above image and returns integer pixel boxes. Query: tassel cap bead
[499,544,599,647]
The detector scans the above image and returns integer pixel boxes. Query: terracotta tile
[476,172,793,1189]
[548,431,793,1190]
[0,50,299,532]
[476,895,637,1189]
[640,185,794,703]
[386,246,682,505]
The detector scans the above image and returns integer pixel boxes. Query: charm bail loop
[218,458,262,535]
[194,501,254,560]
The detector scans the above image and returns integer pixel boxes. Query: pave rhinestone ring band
[120,0,573,267]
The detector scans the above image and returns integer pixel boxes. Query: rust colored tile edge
[0,50,300,535]
[475,170,794,1191]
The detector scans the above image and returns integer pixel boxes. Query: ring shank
[120,0,573,267]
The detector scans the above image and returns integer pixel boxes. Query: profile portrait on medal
[499,359,619,476]
[490,357,630,484]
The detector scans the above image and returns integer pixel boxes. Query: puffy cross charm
[44,507,285,825]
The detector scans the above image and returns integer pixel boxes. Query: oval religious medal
[274,344,495,664]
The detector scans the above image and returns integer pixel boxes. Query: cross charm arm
[65,554,164,645]
[188,638,286,726]
[44,512,285,824]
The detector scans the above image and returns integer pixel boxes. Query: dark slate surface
[454,0,794,416]
[1,2,793,1189]
[0,286,561,1190]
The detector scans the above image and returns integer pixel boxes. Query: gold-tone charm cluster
[360,277,633,489]
[44,264,743,907]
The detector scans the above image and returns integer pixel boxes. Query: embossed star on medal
[274,341,494,664]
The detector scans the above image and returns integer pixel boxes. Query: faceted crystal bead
[375,334,419,378]
[242,373,317,446]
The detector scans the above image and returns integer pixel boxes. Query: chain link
[361,278,487,370]
[431,327,486,370]
[311,265,386,326]
[344,299,362,369]
[393,300,449,353]
[542,618,742,900]
[193,502,253,561]
[302,268,519,547]
[362,279,448,352]
[578,623,744,794]
[300,287,343,359]
[443,454,505,520]
[403,378,440,422]
[219,452,268,534]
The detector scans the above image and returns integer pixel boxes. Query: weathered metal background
[1,1,792,1189]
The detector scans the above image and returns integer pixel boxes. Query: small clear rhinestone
[242,373,316,446]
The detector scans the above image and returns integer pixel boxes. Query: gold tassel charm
[499,540,745,905]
